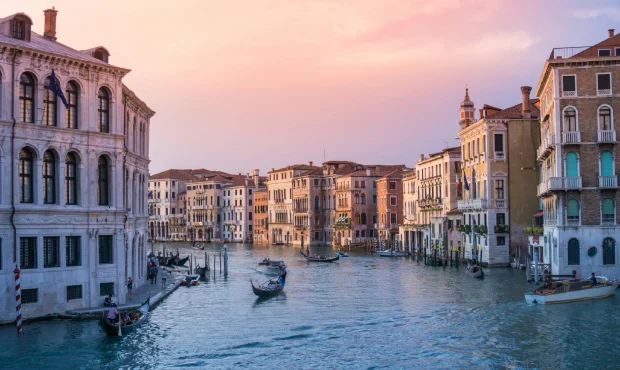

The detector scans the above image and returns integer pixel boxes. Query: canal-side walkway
[64,268,187,319]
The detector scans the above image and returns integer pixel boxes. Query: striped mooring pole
[14,265,22,333]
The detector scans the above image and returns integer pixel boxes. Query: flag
[49,69,68,109]
[463,173,470,191]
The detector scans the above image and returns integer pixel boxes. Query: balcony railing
[495,152,505,160]
[599,176,618,188]
[562,90,577,97]
[537,132,556,160]
[419,198,442,207]
[538,177,582,196]
[494,199,506,207]
[598,89,612,96]
[549,46,589,60]
[293,207,309,213]
[598,130,616,143]
[457,199,487,210]
[562,131,581,144]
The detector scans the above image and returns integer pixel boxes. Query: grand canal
[2,242,620,369]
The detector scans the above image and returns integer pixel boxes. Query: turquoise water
[1,242,619,369]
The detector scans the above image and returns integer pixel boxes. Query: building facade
[536,30,620,277]
[458,88,540,267]
[377,171,404,245]
[253,189,269,244]
[0,9,154,322]
[148,169,196,241]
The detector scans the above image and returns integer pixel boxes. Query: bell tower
[459,87,476,130]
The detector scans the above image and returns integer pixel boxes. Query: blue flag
[49,69,68,109]
[463,173,470,191]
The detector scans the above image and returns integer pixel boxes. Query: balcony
[537,177,582,196]
[549,46,589,60]
[457,199,487,210]
[295,224,307,230]
[293,207,309,213]
[418,198,442,208]
[494,199,506,208]
[494,152,505,160]
[598,130,616,143]
[494,224,509,234]
[537,132,556,160]
[599,176,618,189]
[562,131,581,144]
[598,89,612,96]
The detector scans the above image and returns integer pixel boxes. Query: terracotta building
[253,189,269,244]
[536,29,620,277]
[377,171,405,244]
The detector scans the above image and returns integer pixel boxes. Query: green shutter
[566,152,578,177]
[601,151,614,177]
[603,198,615,215]
[567,199,579,217]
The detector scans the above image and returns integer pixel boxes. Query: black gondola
[99,297,150,336]
[251,272,286,297]
[175,255,190,266]
[300,250,339,262]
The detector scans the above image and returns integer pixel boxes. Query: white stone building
[148,169,197,241]
[0,9,154,322]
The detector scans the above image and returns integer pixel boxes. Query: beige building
[536,30,620,277]
[399,170,417,253]
[457,88,540,267]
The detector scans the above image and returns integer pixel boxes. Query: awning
[532,211,543,218]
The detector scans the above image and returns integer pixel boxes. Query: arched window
[355,213,360,225]
[361,194,366,205]
[603,238,616,265]
[66,81,78,129]
[43,150,56,204]
[65,153,78,205]
[564,107,577,131]
[43,76,57,126]
[133,117,137,151]
[98,88,110,133]
[355,194,360,204]
[19,73,35,123]
[600,151,614,177]
[567,199,580,225]
[599,105,613,130]
[565,152,579,177]
[567,238,580,265]
[361,213,367,224]
[19,148,34,203]
[98,156,109,205]
[602,198,615,224]
[314,196,319,211]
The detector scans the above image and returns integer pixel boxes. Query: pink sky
[6,1,616,175]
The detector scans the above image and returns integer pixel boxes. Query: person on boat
[267,281,276,290]
[127,277,133,300]
[591,272,598,285]
[106,303,119,323]
[103,293,113,307]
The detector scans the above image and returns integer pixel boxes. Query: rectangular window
[249,212,253,221]
[389,181,396,190]
[314,179,319,186]
[495,180,505,199]
[98,235,113,264]
[597,73,612,95]
[361,181,366,188]
[497,236,506,246]
[599,49,611,57]
[172,181,176,187]
[494,134,504,154]
[66,236,81,266]
[99,282,114,297]
[172,192,176,199]
[43,236,60,268]
[562,75,576,96]
[496,213,506,225]
[390,196,397,206]
[373,195,377,204]
[67,285,83,301]
[22,288,38,304]
[172,208,176,215]
[616,47,620,56]
[20,237,37,269]
[390,213,397,224]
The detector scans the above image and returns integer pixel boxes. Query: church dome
[460,88,474,108]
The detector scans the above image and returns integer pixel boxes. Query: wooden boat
[258,258,272,266]
[525,277,619,304]
[467,264,484,279]
[99,297,150,336]
[256,260,287,275]
[175,255,190,266]
[181,274,200,286]
[376,249,407,257]
[195,265,208,279]
[251,272,286,297]
[300,250,339,262]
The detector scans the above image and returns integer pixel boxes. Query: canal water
[2,242,620,369]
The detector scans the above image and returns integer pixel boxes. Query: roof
[487,99,540,120]
[270,164,318,173]
[560,33,620,59]
[293,168,324,178]
[149,169,195,181]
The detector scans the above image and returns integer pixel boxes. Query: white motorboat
[376,250,407,257]
[525,277,619,304]
[256,260,287,275]
[181,274,200,286]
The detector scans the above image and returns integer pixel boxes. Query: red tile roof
[487,99,540,120]
[149,169,195,181]
[270,164,319,173]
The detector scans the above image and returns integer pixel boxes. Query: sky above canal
[5,1,618,175]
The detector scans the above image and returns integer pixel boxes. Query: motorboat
[336,251,349,257]
[256,260,287,275]
[181,274,200,286]
[525,277,619,304]
[376,249,407,257]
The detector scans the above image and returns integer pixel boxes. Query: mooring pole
[224,245,229,277]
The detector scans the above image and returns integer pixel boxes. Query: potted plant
[495,224,509,234]
[524,226,543,235]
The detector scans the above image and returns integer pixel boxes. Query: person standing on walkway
[152,264,159,285]
[161,268,168,289]
[127,277,133,300]
[149,264,157,284]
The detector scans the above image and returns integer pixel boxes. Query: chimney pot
[420,154,425,161]
[309,161,313,167]
[520,86,532,119]
[609,29,615,38]
[366,169,371,176]
[43,8,58,41]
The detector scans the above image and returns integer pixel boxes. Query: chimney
[609,29,615,38]
[366,169,371,176]
[520,86,532,119]
[309,161,313,167]
[420,154,425,161]
[43,7,58,41]
[479,109,484,119]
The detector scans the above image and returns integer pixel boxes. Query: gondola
[300,250,339,262]
[175,255,190,266]
[251,272,286,297]
[195,265,208,279]
[467,264,484,279]
[99,297,150,336]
